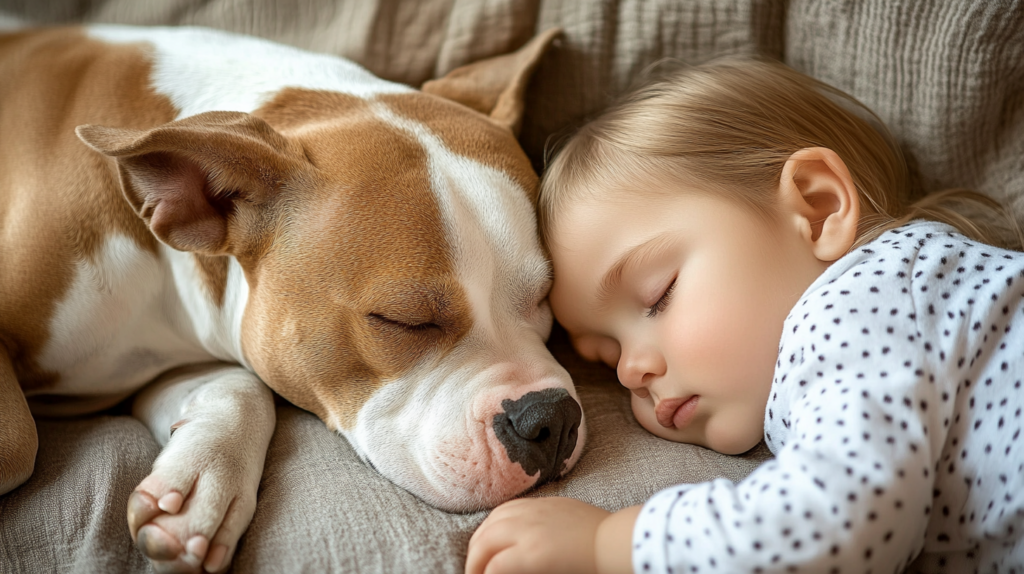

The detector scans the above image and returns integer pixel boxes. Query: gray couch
[1,1,1022,572]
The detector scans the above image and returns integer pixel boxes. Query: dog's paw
[127,428,260,573]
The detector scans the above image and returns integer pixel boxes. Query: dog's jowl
[0,24,583,573]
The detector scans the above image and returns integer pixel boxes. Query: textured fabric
[0,416,159,574]
[786,0,1024,231]
[633,221,1024,573]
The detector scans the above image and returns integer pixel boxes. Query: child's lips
[655,395,699,429]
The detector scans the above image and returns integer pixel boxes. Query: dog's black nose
[493,388,582,485]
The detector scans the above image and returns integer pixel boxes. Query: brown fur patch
[242,89,472,428]
[251,88,371,133]
[378,93,540,204]
[0,28,177,391]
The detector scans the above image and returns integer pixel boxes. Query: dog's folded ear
[76,111,307,256]
[422,27,562,136]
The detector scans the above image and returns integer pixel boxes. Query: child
[464,57,1024,574]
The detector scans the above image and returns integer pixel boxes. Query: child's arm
[465,497,641,574]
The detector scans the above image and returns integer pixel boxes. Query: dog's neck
[161,246,250,368]
[164,247,250,368]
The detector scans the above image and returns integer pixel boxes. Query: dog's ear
[76,111,306,255]
[422,28,561,136]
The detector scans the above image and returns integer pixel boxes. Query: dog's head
[77,29,583,511]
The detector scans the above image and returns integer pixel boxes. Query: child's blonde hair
[539,57,1022,251]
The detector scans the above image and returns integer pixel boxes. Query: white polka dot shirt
[633,221,1024,574]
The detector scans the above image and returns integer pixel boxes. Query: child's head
[539,57,1016,454]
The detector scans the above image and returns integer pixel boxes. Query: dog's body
[0,24,583,573]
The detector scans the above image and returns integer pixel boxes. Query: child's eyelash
[646,279,677,319]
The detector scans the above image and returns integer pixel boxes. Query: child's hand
[465,497,607,574]
[465,497,641,574]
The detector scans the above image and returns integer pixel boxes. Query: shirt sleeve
[633,266,951,573]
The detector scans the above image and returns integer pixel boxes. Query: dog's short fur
[0,24,583,573]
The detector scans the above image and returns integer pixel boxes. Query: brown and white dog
[0,23,584,573]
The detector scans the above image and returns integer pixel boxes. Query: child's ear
[778,147,860,262]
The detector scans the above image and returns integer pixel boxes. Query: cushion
[0,416,157,573]
[785,0,1024,224]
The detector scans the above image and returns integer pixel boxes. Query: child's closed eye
[646,278,677,318]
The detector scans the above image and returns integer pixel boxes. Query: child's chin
[634,411,696,444]
[702,429,764,456]
[635,410,763,455]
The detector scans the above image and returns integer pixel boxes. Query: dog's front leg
[129,363,275,574]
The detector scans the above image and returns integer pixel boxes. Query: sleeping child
[465,57,1024,574]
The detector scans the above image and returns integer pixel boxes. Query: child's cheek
[661,306,735,378]
[629,392,658,434]
[664,283,778,390]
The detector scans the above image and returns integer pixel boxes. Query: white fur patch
[159,247,251,369]
[36,235,213,395]
[86,25,414,119]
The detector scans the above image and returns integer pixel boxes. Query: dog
[0,23,584,573]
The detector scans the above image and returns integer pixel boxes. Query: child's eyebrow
[596,233,673,308]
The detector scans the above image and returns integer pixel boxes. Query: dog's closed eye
[367,313,442,333]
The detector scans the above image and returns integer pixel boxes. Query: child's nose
[616,346,665,391]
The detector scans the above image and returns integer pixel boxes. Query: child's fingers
[481,547,527,574]
[465,515,520,574]
[464,539,501,574]
[468,501,527,546]
[465,528,510,574]
[468,514,495,549]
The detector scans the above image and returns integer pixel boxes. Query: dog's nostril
[492,388,582,486]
